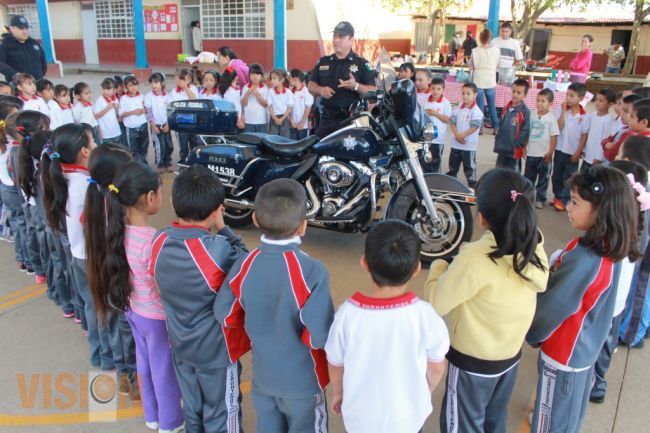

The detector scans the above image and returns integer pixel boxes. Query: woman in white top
[470,29,500,131]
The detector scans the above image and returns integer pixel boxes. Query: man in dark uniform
[308,21,376,138]
[0,15,47,81]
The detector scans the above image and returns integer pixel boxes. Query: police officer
[308,21,376,138]
[0,15,47,81]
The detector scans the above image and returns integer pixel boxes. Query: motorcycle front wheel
[386,176,473,263]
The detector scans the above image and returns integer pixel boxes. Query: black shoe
[589,395,605,404]
[25,268,35,276]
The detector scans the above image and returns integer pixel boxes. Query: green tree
[382,0,462,63]
[621,0,649,74]
[510,0,558,41]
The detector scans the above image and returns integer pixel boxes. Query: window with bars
[95,0,134,39]
[6,5,41,40]
[201,0,265,39]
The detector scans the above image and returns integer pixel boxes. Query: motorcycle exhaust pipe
[225,198,255,210]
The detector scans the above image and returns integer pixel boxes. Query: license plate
[207,164,236,177]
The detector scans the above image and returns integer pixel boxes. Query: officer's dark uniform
[310,51,374,138]
[0,16,47,81]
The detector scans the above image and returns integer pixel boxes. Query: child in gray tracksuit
[215,178,334,433]
[151,166,248,433]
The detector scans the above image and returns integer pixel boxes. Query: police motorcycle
[169,52,475,261]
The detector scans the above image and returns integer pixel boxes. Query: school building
[0,0,649,75]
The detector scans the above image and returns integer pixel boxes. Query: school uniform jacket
[526,238,621,370]
[493,101,531,157]
[214,238,335,398]
[150,223,248,369]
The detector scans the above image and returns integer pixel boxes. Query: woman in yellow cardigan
[426,168,549,433]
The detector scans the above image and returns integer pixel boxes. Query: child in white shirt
[289,69,313,140]
[52,85,75,127]
[169,69,199,163]
[119,76,149,164]
[267,68,294,138]
[216,67,244,130]
[448,83,483,188]
[415,71,451,173]
[582,88,616,170]
[144,72,173,172]
[524,89,560,208]
[326,220,449,433]
[241,63,269,133]
[16,73,48,115]
[199,69,220,101]
[36,79,62,129]
[93,78,122,144]
[72,82,101,144]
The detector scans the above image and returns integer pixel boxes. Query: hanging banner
[144,4,179,33]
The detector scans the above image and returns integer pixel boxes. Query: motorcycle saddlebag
[167,99,238,135]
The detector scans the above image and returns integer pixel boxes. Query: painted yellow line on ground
[0,283,43,303]
[0,285,46,311]
[0,407,143,426]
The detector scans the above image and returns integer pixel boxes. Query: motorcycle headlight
[423,123,438,142]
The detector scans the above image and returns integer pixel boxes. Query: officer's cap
[332,21,354,37]
[10,15,29,29]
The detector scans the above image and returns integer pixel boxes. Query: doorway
[80,3,99,64]
[182,6,200,54]
[611,30,632,70]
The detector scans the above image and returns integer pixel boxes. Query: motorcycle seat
[261,135,319,156]
[236,132,267,145]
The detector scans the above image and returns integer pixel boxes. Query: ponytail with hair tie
[108,184,119,194]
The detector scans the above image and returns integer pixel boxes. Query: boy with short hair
[0,81,13,96]
[215,178,334,433]
[629,99,650,137]
[582,88,616,171]
[619,135,650,166]
[289,69,314,140]
[416,73,451,173]
[325,220,449,433]
[447,82,483,188]
[494,78,531,170]
[525,88,559,209]
[36,79,59,128]
[550,82,589,211]
[151,166,248,433]
[603,93,642,161]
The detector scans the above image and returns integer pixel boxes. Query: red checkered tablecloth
[443,81,573,109]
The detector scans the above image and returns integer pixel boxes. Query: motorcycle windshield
[376,48,397,92]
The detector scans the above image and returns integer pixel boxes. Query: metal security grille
[6,5,41,40]
[95,0,134,39]
[201,0,265,39]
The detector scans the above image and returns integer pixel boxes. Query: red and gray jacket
[150,223,248,369]
[526,238,621,369]
[214,240,334,398]
[493,101,531,157]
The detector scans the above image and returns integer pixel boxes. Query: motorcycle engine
[316,157,372,218]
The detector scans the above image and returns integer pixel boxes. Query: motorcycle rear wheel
[224,207,254,227]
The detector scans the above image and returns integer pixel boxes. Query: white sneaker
[145,421,159,431]
[159,425,184,433]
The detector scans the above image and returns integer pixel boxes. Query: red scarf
[273,86,287,95]
[57,102,72,110]
[79,100,92,107]
[103,95,117,104]
[19,94,38,102]
[428,94,443,103]
[247,82,264,89]
[126,92,141,97]
[153,89,167,96]
[201,87,217,96]
[60,163,89,175]
[292,84,304,93]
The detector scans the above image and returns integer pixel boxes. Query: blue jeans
[551,150,579,203]
[477,87,499,127]
[290,128,309,140]
[0,183,27,265]
[606,66,621,74]
[72,257,114,370]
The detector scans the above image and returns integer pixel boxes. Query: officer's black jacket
[0,33,47,81]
